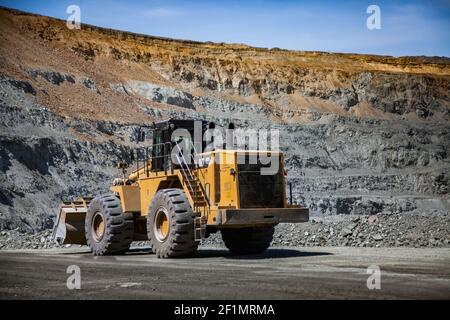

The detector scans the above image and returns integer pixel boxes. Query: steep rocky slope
[0,8,449,236]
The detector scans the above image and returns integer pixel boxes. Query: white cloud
[143,7,183,17]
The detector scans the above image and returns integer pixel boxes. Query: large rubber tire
[147,189,198,258]
[221,226,275,255]
[85,194,134,256]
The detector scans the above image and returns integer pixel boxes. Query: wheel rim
[154,207,170,242]
[92,212,105,242]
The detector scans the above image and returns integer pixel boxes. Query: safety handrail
[183,140,211,206]
[130,140,210,207]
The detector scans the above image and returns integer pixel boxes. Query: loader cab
[150,119,211,172]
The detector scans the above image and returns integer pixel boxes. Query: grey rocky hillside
[1,72,449,239]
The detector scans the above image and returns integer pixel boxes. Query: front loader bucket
[52,198,91,245]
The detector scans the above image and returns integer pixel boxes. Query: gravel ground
[2,246,450,299]
[0,212,449,250]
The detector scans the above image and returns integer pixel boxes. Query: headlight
[200,156,211,167]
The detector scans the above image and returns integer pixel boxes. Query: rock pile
[1,212,448,250]
[0,229,56,250]
[204,212,450,248]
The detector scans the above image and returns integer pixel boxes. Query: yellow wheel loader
[52,119,309,258]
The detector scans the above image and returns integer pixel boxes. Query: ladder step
[189,192,203,197]
[190,192,204,196]
[194,216,207,241]
[176,142,209,213]
[185,183,200,188]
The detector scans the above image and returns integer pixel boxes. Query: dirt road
[0,246,449,299]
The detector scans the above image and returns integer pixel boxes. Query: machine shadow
[56,246,151,256]
[195,248,333,260]
[124,247,333,259]
[58,247,332,260]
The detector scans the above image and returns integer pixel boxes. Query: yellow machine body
[114,150,308,225]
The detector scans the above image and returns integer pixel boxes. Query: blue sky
[1,0,449,57]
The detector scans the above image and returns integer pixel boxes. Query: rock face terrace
[0,7,449,243]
